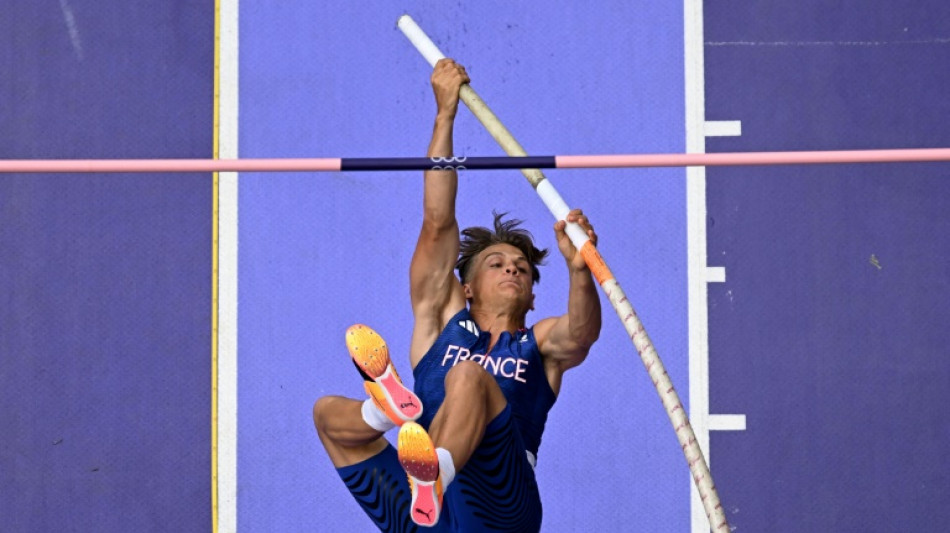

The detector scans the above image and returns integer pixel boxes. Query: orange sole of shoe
[346,324,390,378]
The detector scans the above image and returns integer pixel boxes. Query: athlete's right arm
[408,59,469,367]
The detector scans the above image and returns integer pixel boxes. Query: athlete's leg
[315,324,421,467]
[313,395,389,467]
[448,405,542,532]
[335,443,423,533]
[399,374,543,532]
[397,360,508,528]
[429,360,508,469]
[314,325,431,531]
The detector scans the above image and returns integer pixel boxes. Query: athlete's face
[463,243,535,312]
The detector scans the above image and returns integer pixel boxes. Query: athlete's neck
[468,305,526,339]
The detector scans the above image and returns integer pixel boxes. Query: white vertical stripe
[217,0,239,531]
[684,0,712,531]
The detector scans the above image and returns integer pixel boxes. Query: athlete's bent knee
[444,359,492,389]
[444,360,506,412]
[312,396,336,436]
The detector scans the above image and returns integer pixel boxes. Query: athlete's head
[457,212,547,284]
[456,212,548,311]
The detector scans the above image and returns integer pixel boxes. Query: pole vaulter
[396,13,729,532]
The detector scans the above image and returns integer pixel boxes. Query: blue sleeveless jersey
[413,308,557,458]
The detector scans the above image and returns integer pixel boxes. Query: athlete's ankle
[361,398,396,432]
[436,447,455,488]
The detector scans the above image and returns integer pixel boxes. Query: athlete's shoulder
[529,316,559,351]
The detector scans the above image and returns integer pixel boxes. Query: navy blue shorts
[336,405,543,532]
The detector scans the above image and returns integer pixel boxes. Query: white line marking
[706,38,950,47]
[704,120,742,137]
[706,266,726,283]
[684,1,713,531]
[217,0,239,531]
[709,414,746,431]
[58,0,84,61]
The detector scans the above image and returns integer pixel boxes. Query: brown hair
[456,211,548,284]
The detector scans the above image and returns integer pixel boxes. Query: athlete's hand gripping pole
[398,14,729,532]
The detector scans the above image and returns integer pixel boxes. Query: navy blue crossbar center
[340,155,556,171]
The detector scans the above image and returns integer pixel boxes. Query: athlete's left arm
[535,209,602,372]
